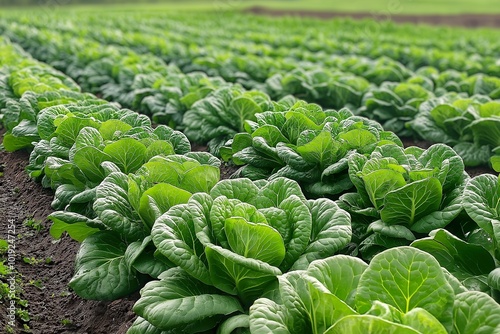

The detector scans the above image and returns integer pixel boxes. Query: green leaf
[181,165,220,193]
[256,177,306,207]
[276,195,312,271]
[94,172,145,241]
[145,140,175,161]
[355,247,454,329]
[362,169,407,210]
[127,317,169,334]
[49,219,100,242]
[325,315,421,334]
[463,174,500,237]
[225,217,285,267]
[296,131,342,169]
[72,147,111,183]
[217,314,250,334]
[132,248,174,279]
[292,199,352,270]
[488,268,500,291]
[133,268,243,332]
[210,178,260,203]
[307,255,368,308]
[402,308,448,334]
[206,243,281,303]
[249,299,290,334]
[55,117,100,147]
[411,229,496,282]
[74,127,103,150]
[139,183,192,229]
[103,138,147,174]
[152,204,211,285]
[452,291,500,334]
[418,144,465,192]
[99,119,132,140]
[468,117,500,148]
[369,220,416,241]
[229,96,261,132]
[279,272,356,333]
[491,155,500,173]
[252,124,289,146]
[283,111,321,144]
[338,128,377,150]
[430,104,461,128]
[380,178,442,227]
[69,231,141,300]
[453,142,491,167]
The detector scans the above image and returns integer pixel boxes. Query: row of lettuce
[1,36,500,333]
[1,16,500,169]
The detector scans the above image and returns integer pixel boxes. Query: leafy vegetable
[223,101,402,198]
[338,143,468,260]
[134,177,351,332]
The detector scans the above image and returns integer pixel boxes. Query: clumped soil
[0,144,136,334]
[246,6,500,28]
[0,133,494,334]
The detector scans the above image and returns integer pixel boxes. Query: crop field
[0,4,500,334]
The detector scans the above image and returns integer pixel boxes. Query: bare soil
[246,6,500,28]
[0,139,136,334]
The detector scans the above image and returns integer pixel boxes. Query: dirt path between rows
[0,142,136,334]
[246,6,500,28]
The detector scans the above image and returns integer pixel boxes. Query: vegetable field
[1,7,500,334]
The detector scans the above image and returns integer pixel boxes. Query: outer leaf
[355,247,454,329]
[463,174,500,236]
[279,272,356,333]
[133,268,243,332]
[249,298,290,334]
[69,231,141,300]
[217,314,250,334]
[152,205,211,285]
[291,199,351,270]
[362,169,406,210]
[325,315,421,334]
[210,178,260,203]
[411,229,495,282]
[402,308,447,334]
[452,291,500,334]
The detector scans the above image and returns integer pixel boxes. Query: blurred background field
[1,0,500,15]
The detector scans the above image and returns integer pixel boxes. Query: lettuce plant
[3,90,105,151]
[21,100,191,217]
[182,85,279,155]
[130,177,351,333]
[459,73,500,99]
[324,55,412,85]
[338,143,468,260]
[410,93,500,167]
[222,101,402,198]
[265,67,370,110]
[130,71,227,128]
[249,247,500,334]
[358,81,433,137]
[462,174,500,297]
[54,154,221,300]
